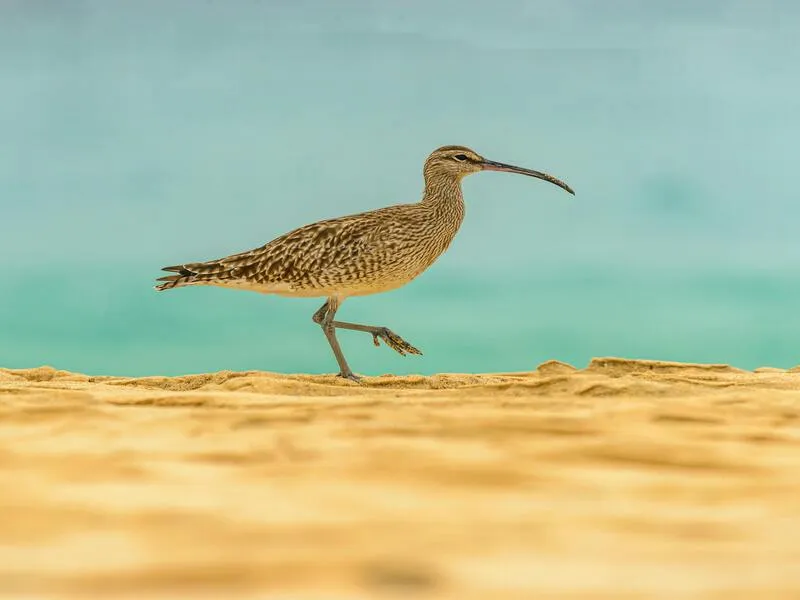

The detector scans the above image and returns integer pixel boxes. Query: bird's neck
[420,174,466,243]
[421,174,464,209]
[407,172,466,263]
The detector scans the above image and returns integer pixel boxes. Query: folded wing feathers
[154,208,392,292]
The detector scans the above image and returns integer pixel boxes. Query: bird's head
[423,145,574,195]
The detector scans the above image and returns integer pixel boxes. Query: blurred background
[2,0,798,376]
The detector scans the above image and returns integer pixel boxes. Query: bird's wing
[161,208,397,287]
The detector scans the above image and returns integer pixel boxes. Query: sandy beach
[2,358,800,599]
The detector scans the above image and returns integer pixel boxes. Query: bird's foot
[337,371,362,383]
[372,327,423,357]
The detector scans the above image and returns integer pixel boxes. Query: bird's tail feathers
[154,262,223,291]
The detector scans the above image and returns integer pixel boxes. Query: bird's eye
[453,154,468,161]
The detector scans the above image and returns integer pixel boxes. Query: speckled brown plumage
[155,145,574,381]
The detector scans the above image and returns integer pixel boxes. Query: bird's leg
[329,320,423,357]
[312,299,361,382]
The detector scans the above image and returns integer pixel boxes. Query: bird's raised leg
[312,299,361,382]
[328,320,422,356]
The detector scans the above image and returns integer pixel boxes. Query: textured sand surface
[2,358,800,599]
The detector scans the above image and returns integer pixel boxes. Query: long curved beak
[480,159,575,195]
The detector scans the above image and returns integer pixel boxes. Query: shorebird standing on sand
[155,145,574,381]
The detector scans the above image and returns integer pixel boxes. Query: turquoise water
[2,2,799,376]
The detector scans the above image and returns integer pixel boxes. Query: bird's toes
[337,371,362,383]
[405,343,423,356]
[375,328,422,357]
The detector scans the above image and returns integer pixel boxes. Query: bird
[155,145,574,382]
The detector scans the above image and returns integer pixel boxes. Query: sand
[2,358,800,600]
